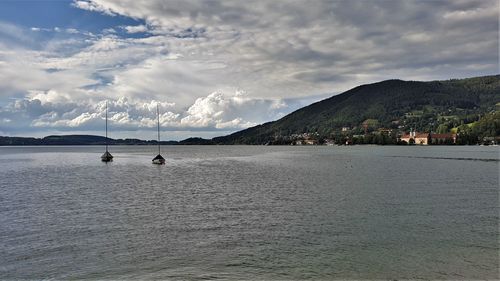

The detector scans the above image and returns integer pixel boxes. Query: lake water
[0,145,498,280]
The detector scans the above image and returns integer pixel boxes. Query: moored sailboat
[152,104,165,165]
[101,100,113,162]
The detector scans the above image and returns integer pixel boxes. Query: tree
[437,123,449,133]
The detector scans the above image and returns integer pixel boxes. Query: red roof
[431,133,456,139]
[414,133,429,138]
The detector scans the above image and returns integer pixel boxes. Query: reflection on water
[0,145,498,279]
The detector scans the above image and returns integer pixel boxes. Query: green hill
[213,75,500,144]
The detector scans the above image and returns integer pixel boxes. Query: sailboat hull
[152,158,165,165]
[152,154,165,164]
[101,151,113,162]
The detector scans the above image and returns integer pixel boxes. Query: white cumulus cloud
[123,25,149,33]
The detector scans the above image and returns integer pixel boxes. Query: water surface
[0,145,498,279]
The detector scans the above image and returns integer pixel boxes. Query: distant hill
[213,75,500,144]
[0,135,179,146]
[42,135,112,145]
[178,137,214,145]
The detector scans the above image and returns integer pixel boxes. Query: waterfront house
[429,133,457,144]
[400,131,430,145]
[304,138,318,145]
[377,128,393,135]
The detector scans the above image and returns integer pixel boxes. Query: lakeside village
[275,130,458,146]
[269,130,497,146]
[265,120,499,146]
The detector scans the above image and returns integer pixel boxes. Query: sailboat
[152,104,165,165]
[101,100,113,162]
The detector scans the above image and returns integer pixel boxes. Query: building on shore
[400,131,429,145]
[377,128,393,135]
[429,133,457,144]
[400,131,458,145]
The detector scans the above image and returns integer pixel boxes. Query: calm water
[0,145,498,280]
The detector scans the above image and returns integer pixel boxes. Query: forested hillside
[213,75,500,144]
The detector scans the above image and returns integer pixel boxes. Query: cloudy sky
[0,0,497,140]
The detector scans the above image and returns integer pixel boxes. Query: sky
[0,0,498,140]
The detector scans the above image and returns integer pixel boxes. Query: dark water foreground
[0,146,498,280]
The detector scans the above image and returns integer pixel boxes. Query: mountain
[213,75,500,144]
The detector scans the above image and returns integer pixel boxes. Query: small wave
[387,155,499,162]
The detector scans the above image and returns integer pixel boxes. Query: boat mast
[157,103,160,155]
[105,100,108,152]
